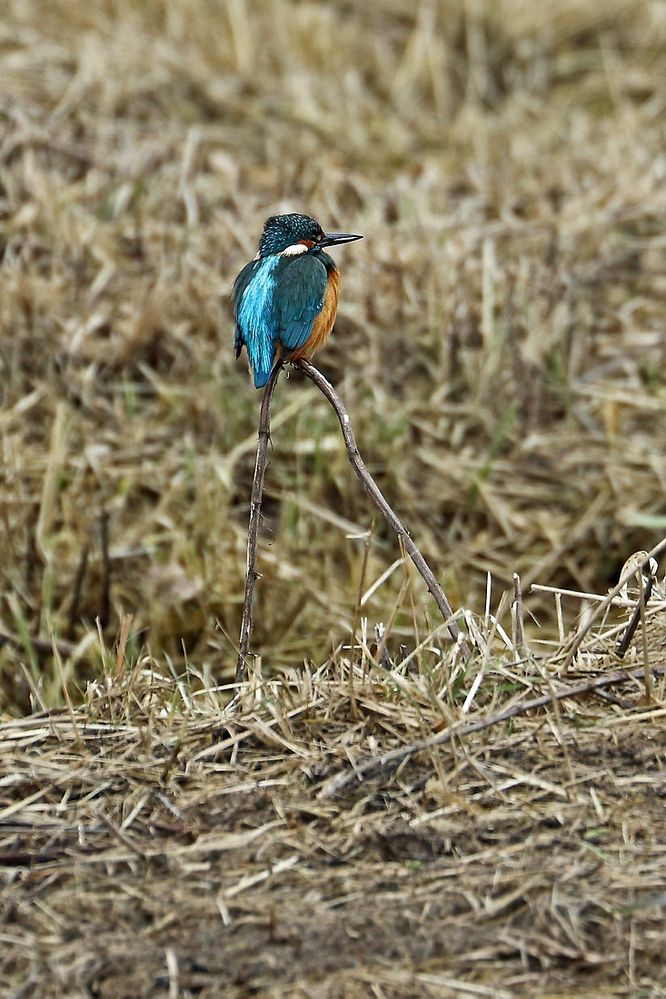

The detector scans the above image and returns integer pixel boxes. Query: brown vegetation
[1,0,666,995]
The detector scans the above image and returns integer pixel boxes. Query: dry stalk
[560,538,666,674]
[294,359,471,659]
[99,509,111,630]
[512,571,525,654]
[615,573,654,659]
[319,663,666,796]
[67,538,90,639]
[236,359,472,681]
[235,361,283,682]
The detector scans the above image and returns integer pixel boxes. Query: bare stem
[294,359,471,659]
[512,572,525,654]
[67,538,90,639]
[560,538,666,675]
[235,362,283,683]
[320,662,666,796]
[615,574,654,659]
[99,510,111,630]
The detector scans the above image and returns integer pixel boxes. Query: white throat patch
[280,242,309,256]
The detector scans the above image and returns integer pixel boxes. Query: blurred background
[1,0,665,709]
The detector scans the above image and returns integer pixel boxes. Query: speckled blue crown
[259,214,324,256]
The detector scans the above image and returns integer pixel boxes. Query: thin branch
[99,510,111,630]
[294,359,471,659]
[512,572,525,653]
[560,538,666,674]
[68,538,90,639]
[639,573,653,702]
[24,509,38,590]
[319,663,666,797]
[615,575,654,659]
[235,362,283,683]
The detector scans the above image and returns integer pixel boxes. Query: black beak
[320,231,363,248]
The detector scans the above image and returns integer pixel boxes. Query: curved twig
[294,359,471,659]
[615,574,654,659]
[235,362,283,683]
[319,662,666,797]
[560,537,666,674]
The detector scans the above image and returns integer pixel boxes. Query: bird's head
[258,213,362,257]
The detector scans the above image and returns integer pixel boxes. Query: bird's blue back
[233,253,329,388]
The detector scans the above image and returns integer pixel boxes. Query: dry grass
[2,0,666,692]
[1,0,666,995]
[2,608,666,997]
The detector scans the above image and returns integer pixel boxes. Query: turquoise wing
[234,256,281,386]
[274,255,328,350]
[232,259,259,357]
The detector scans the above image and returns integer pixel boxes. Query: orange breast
[289,268,340,360]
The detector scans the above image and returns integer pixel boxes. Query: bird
[232,213,363,388]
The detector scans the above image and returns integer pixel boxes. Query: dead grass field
[1,0,666,995]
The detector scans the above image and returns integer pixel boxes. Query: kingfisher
[232,213,363,388]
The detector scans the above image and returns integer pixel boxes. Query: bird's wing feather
[232,259,259,356]
[274,255,328,350]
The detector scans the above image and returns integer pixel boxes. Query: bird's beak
[320,231,363,248]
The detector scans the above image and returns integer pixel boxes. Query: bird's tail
[253,366,271,389]
[253,345,281,389]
